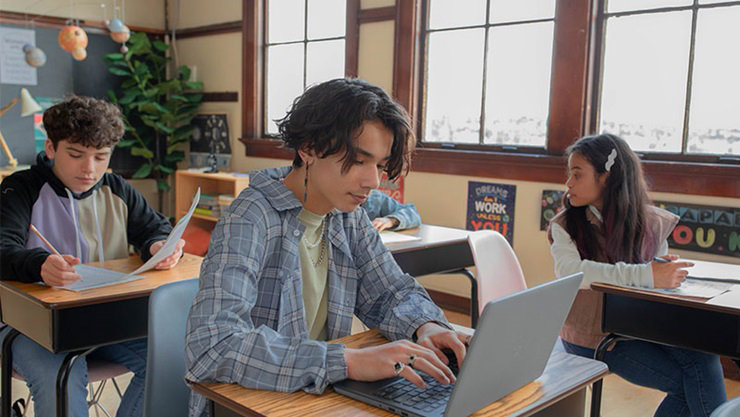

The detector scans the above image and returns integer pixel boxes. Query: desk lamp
[0,88,42,168]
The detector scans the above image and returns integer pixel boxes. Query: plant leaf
[157,164,175,174]
[117,139,137,148]
[152,40,169,52]
[131,147,154,158]
[108,67,131,76]
[133,163,152,178]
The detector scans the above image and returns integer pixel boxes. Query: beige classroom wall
[1,0,165,30]
[172,1,740,300]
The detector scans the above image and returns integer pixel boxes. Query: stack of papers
[60,188,201,292]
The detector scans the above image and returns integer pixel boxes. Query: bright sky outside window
[422,0,555,148]
[598,1,740,155]
[265,0,346,135]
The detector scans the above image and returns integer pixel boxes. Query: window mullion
[478,1,492,145]
[680,1,700,154]
[303,0,309,89]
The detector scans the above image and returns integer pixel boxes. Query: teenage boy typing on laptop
[0,95,185,417]
[185,78,467,417]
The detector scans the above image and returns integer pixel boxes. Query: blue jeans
[562,339,726,417]
[0,326,147,417]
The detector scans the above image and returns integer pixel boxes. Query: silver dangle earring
[303,163,309,203]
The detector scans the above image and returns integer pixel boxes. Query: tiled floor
[10,309,740,416]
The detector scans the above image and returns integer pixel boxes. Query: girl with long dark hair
[548,133,727,417]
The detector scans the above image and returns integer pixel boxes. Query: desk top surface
[192,329,607,417]
[591,282,740,315]
[0,253,202,309]
[386,224,471,253]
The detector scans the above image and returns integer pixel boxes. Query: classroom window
[420,0,556,148]
[596,0,740,156]
[264,0,346,134]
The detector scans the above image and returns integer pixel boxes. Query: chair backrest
[467,230,527,315]
[711,397,740,417]
[143,279,199,417]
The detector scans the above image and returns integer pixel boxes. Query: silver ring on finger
[407,354,417,367]
[465,335,472,345]
[393,361,405,376]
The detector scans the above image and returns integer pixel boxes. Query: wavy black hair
[43,95,124,149]
[563,133,656,263]
[276,78,415,180]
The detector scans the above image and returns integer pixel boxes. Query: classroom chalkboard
[0,23,140,176]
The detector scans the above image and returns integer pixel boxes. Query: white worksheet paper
[686,259,740,283]
[621,278,733,299]
[60,188,200,292]
[706,286,740,309]
[380,230,422,245]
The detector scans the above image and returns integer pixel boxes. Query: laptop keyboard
[374,374,454,412]
[373,351,460,412]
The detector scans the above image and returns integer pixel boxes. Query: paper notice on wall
[0,27,37,85]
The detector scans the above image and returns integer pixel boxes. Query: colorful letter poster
[466,181,516,244]
[655,201,740,258]
[377,172,405,203]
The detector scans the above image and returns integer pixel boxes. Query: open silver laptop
[333,273,583,417]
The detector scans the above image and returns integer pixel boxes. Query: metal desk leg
[56,347,96,417]
[450,269,478,328]
[1,329,19,417]
[590,334,629,417]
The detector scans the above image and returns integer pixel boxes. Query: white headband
[605,148,617,172]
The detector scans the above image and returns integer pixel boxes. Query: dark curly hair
[276,78,415,181]
[43,96,125,149]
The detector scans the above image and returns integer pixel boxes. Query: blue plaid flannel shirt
[185,167,448,417]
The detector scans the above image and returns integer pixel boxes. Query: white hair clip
[605,148,617,172]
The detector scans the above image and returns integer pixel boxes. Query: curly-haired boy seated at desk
[0,96,185,417]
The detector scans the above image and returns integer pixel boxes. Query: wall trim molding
[358,6,396,24]
[174,21,242,39]
[0,10,164,35]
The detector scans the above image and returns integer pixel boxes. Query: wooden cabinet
[175,170,249,229]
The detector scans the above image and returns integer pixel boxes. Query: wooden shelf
[175,170,250,226]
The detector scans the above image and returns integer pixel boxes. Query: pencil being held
[30,224,82,287]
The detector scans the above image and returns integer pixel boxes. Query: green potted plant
[104,32,204,211]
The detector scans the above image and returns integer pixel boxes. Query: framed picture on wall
[190,113,231,170]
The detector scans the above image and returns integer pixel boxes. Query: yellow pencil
[29,224,62,256]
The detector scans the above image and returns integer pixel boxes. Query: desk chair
[711,396,740,417]
[467,230,527,317]
[10,358,128,417]
[143,279,199,417]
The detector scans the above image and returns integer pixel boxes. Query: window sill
[241,138,740,198]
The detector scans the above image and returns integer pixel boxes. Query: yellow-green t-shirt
[296,209,329,341]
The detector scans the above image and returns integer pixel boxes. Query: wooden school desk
[589,281,740,417]
[386,225,481,326]
[0,253,203,417]
[192,328,608,417]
